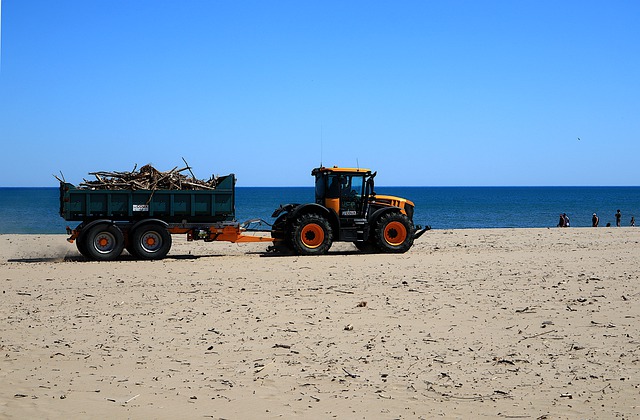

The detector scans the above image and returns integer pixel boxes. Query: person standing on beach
[615,209,622,227]
[631,216,635,227]
[592,213,599,227]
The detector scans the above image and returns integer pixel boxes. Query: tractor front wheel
[290,213,333,255]
[374,212,414,253]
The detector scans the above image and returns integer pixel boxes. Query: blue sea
[1,186,639,234]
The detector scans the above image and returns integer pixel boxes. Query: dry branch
[75,162,218,191]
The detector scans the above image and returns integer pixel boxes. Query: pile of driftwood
[68,162,219,191]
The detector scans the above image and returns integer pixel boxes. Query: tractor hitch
[413,225,431,240]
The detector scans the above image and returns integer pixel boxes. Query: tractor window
[340,175,364,216]
[316,173,340,204]
[342,175,363,198]
[326,175,340,198]
[314,175,325,204]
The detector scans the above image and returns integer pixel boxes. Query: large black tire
[374,212,414,253]
[290,213,333,255]
[270,215,294,254]
[75,231,91,259]
[84,224,125,261]
[129,224,172,260]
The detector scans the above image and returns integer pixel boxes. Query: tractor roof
[312,166,372,176]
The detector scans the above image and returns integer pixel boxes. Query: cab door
[339,174,364,218]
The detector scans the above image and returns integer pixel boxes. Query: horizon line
[2,185,640,189]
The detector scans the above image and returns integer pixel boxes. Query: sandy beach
[1,228,639,419]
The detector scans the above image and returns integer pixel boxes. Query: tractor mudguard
[289,203,331,219]
[368,206,404,225]
[274,203,339,237]
[273,203,332,221]
[271,203,300,218]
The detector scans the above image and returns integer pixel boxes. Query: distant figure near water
[616,209,622,227]
[592,213,599,227]
[632,216,636,227]
[558,213,570,227]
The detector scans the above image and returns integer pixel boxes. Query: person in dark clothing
[563,213,570,227]
[615,209,622,227]
[631,216,636,227]
[592,213,599,227]
[558,214,565,227]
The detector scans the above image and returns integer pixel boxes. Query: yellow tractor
[270,166,429,255]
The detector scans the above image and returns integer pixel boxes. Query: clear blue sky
[1,1,638,187]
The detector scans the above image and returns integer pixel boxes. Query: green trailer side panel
[59,174,236,223]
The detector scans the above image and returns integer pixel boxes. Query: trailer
[60,174,272,261]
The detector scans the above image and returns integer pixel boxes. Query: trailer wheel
[75,232,91,259]
[84,224,125,261]
[290,213,332,255]
[374,212,414,253]
[130,224,172,260]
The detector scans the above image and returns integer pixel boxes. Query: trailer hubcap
[141,231,162,252]
[300,224,324,248]
[384,221,407,246]
[94,232,116,253]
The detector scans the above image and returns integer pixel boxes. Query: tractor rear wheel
[130,224,172,260]
[84,224,125,261]
[270,215,294,254]
[290,213,332,255]
[374,212,414,253]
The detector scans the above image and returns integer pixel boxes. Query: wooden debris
[273,343,291,349]
[518,329,556,343]
[73,161,219,191]
[333,289,354,294]
[515,306,536,313]
[124,394,140,404]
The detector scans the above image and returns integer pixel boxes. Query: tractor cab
[312,166,416,221]
[312,166,373,219]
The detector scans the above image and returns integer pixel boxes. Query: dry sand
[1,228,639,419]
